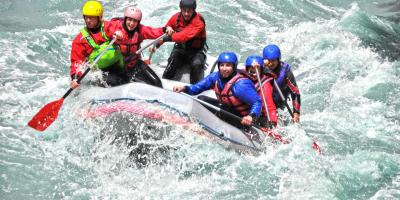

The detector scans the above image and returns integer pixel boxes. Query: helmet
[217,52,238,68]
[263,44,281,60]
[124,6,142,21]
[245,55,264,69]
[82,1,103,17]
[180,0,196,9]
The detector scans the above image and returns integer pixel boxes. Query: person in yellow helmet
[70,1,125,89]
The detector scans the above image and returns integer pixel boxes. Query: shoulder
[72,32,85,44]
[194,13,205,23]
[170,12,180,20]
[206,72,220,81]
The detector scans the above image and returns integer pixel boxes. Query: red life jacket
[110,18,142,68]
[254,75,278,123]
[213,71,251,116]
[170,12,207,50]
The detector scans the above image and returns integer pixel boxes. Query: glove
[113,30,123,40]
[162,35,172,42]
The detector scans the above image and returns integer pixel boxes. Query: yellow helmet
[82,1,103,17]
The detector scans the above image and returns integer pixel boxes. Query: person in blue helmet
[263,44,301,123]
[173,52,262,127]
[244,55,278,127]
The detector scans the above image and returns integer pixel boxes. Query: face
[84,16,100,29]
[181,8,194,21]
[264,59,279,70]
[246,64,261,78]
[125,17,139,31]
[219,62,234,78]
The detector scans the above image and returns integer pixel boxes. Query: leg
[102,72,129,87]
[189,51,206,84]
[134,60,163,88]
[162,47,185,80]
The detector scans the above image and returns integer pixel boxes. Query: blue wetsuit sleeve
[231,79,262,117]
[185,72,218,95]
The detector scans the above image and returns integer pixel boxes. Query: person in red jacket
[152,0,207,84]
[70,1,125,89]
[245,55,278,127]
[111,6,173,88]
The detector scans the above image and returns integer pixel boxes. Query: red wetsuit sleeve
[285,71,301,114]
[139,24,164,40]
[70,33,92,78]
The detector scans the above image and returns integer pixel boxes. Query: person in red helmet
[110,6,174,88]
[152,0,207,84]
[70,1,125,89]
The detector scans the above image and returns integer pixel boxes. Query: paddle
[144,44,156,65]
[27,38,118,131]
[136,33,167,54]
[272,79,321,154]
[254,64,274,129]
[179,92,290,144]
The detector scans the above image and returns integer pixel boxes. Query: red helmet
[124,6,142,21]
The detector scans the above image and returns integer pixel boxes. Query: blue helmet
[217,51,238,68]
[245,55,264,69]
[263,44,281,60]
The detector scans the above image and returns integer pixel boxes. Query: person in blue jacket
[173,51,262,127]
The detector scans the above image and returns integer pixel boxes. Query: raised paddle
[254,63,274,129]
[179,92,290,144]
[27,38,118,131]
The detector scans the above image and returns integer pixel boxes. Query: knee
[191,58,204,68]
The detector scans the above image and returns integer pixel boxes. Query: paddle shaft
[209,61,218,74]
[254,66,273,128]
[180,92,267,130]
[136,33,167,54]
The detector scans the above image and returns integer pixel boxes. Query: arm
[284,70,301,123]
[184,72,218,95]
[70,34,90,79]
[232,79,262,118]
[139,24,165,40]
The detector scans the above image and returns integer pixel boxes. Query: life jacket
[173,12,207,50]
[80,22,124,71]
[110,18,142,68]
[255,76,274,95]
[272,62,291,102]
[213,71,251,116]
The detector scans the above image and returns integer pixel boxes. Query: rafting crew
[70,1,172,89]
[262,44,301,123]
[151,0,207,84]
[173,52,262,128]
